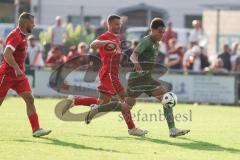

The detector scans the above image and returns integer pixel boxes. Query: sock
[28,113,40,132]
[74,97,97,106]
[98,102,122,112]
[121,110,135,129]
[163,106,175,129]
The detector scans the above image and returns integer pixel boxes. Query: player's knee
[126,98,136,110]
[25,94,35,105]
[98,98,110,105]
[121,102,134,112]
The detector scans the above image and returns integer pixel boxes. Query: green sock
[98,102,122,112]
[163,106,175,129]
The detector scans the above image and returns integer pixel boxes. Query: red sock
[28,113,40,132]
[121,110,135,129]
[74,97,98,106]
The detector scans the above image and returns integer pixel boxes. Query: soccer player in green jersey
[86,18,190,137]
[128,18,190,137]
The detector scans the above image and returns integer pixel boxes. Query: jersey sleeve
[134,38,149,56]
[5,33,21,52]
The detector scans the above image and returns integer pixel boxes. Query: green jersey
[129,35,159,79]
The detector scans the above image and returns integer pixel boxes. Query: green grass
[0,97,240,160]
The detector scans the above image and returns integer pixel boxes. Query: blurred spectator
[235,56,240,72]
[218,44,231,71]
[45,47,66,69]
[51,16,67,50]
[120,16,128,41]
[230,42,240,72]
[66,42,89,70]
[84,20,95,35]
[162,22,177,51]
[189,20,207,46]
[27,35,44,69]
[204,58,228,73]
[95,20,108,38]
[0,37,4,62]
[67,42,87,60]
[66,45,77,59]
[183,42,197,72]
[183,45,209,73]
[121,40,138,67]
[165,38,183,70]
[156,41,167,64]
[190,45,202,72]
[199,46,210,69]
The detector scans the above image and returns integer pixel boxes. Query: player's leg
[97,91,112,104]
[19,91,37,116]
[116,91,136,130]
[85,91,128,121]
[61,76,113,115]
[61,89,112,115]
[84,77,125,122]
[12,78,51,137]
[150,80,190,137]
[61,95,98,115]
[86,92,147,136]
[0,97,5,106]
[85,91,121,123]
[150,82,176,129]
[0,74,10,106]
[122,97,148,136]
[74,97,98,106]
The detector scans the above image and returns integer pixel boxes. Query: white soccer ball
[162,92,177,108]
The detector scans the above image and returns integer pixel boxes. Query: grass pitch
[0,97,239,160]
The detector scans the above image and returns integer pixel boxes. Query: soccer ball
[162,92,177,108]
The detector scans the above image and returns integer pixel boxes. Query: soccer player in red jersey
[62,15,147,136]
[0,12,51,137]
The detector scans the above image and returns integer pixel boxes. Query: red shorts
[0,74,31,97]
[98,73,124,96]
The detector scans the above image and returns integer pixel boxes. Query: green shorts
[126,74,172,98]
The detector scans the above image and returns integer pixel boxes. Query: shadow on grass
[78,134,240,154]
[11,137,133,154]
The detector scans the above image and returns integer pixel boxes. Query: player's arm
[130,51,142,73]
[90,39,114,50]
[130,39,148,73]
[4,47,23,77]
[91,38,118,50]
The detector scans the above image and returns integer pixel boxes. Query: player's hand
[103,40,117,51]
[15,68,24,77]
[103,40,116,45]
[134,63,143,73]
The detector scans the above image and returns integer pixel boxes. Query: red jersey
[97,31,124,95]
[0,27,27,78]
[98,31,121,77]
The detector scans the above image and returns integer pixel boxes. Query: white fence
[12,70,237,105]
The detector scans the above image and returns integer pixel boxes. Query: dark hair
[150,18,165,29]
[19,12,34,22]
[107,14,120,23]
